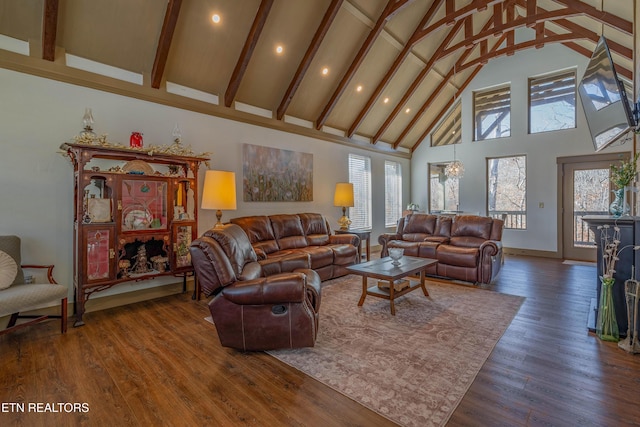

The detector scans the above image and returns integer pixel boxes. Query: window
[384,161,402,227]
[529,69,576,133]
[431,101,462,147]
[429,163,459,212]
[487,155,526,229]
[348,154,371,229]
[473,85,511,141]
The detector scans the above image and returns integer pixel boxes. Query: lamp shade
[201,170,237,210]
[333,183,354,207]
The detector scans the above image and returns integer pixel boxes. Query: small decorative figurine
[130,132,143,148]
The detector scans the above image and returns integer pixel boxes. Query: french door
[560,154,629,261]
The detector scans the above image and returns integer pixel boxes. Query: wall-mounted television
[578,36,637,152]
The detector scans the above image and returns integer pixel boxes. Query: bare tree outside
[430,163,459,212]
[573,169,609,247]
[488,156,526,229]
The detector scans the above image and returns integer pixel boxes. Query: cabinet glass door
[121,179,168,231]
[86,229,111,281]
[175,225,192,268]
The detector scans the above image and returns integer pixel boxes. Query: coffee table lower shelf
[346,256,437,315]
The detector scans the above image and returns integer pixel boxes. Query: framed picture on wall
[242,143,313,202]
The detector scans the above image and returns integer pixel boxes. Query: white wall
[0,68,410,299]
[412,42,630,253]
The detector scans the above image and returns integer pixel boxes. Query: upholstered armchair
[190,224,321,351]
[0,235,68,335]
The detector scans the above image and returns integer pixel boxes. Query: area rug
[267,275,524,427]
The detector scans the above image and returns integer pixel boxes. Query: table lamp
[201,170,237,228]
[333,182,354,230]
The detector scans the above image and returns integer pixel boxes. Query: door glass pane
[87,229,110,281]
[121,180,168,231]
[573,168,609,247]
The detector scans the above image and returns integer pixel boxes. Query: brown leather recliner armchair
[190,224,321,351]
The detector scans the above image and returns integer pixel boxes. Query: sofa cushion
[437,245,478,268]
[299,246,334,269]
[270,214,308,250]
[451,215,493,240]
[230,216,280,254]
[403,214,437,234]
[401,233,432,242]
[327,244,357,266]
[204,224,257,276]
[387,240,420,257]
[299,213,331,246]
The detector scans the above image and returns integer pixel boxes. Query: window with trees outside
[487,155,526,229]
[348,153,371,229]
[384,160,402,227]
[529,69,576,134]
[474,85,511,141]
[429,163,459,212]
[431,101,462,146]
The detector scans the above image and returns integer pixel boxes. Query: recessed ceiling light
[383,97,389,103]
[322,67,329,76]
[405,108,411,113]
[212,14,221,24]
[356,85,363,92]
[276,45,284,54]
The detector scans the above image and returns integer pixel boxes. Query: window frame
[348,153,372,229]
[384,160,402,228]
[528,69,577,134]
[486,154,527,230]
[473,84,511,141]
[428,162,460,213]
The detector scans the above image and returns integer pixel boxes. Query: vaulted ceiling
[0,0,634,154]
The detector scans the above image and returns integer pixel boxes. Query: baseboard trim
[503,247,560,259]
[1,279,195,326]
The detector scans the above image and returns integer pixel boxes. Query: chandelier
[445,140,464,178]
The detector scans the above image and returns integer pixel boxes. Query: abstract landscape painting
[242,144,313,202]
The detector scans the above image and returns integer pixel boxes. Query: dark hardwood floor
[1,255,639,426]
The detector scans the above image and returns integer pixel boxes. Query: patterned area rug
[267,275,524,427]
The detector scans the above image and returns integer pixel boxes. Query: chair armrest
[22,264,56,284]
[259,253,311,276]
[222,273,306,305]
[329,234,360,246]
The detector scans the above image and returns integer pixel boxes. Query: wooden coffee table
[346,256,438,315]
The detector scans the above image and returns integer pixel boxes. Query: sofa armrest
[329,234,360,247]
[254,247,267,260]
[259,253,311,276]
[222,273,306,304]
[479,240,501,258]
[378,233,400,257]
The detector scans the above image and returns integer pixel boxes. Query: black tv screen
[578,36,636,151]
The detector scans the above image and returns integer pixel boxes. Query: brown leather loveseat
[230,213,360,281]
[190,224,322,351]
[378,214,504,284]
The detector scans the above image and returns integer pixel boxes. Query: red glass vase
[130,132,143,148]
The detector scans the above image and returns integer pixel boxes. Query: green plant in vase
[609,153,639,217]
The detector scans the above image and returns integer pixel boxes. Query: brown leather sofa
[190,224,322,351]
[230,213,360,281]
[378,214,504,284]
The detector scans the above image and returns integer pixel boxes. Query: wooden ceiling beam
[41,0,59,61]
[438,8,580,59]
[151,0,183,89]
[224,0,274,108]
[413,0,504,42]
[344,0,445,137]
[276,0,343,121]
[371,19,465,144]
[457,32,582,72]
[315,0,413,130]
[549,0,632,36]
[514,0,632,60]
[393,20,497,148]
